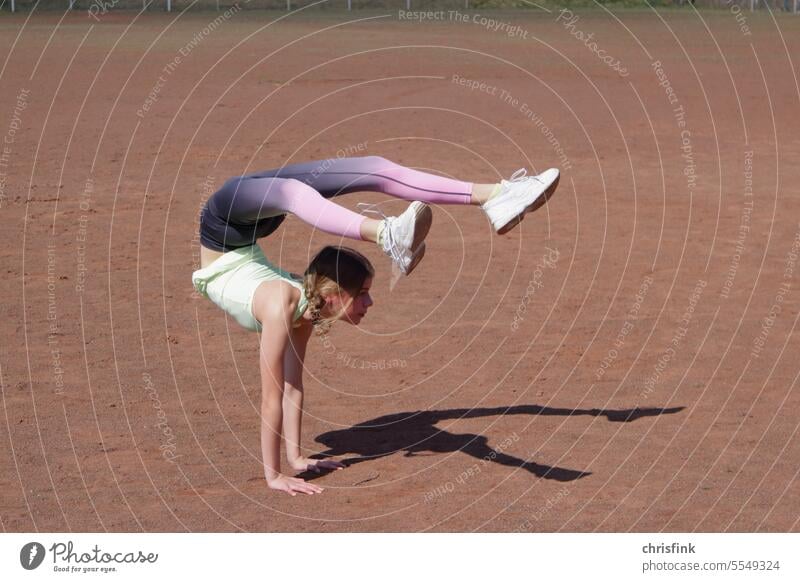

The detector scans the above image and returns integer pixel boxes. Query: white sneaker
[359,201,432,276]
[482,168,560,234]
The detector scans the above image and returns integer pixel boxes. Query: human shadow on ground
[300,404,684,483]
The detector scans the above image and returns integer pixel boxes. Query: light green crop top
[191,244,308,332]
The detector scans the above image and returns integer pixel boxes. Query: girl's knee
[282,177,309,188]
[256,176,312,193]
[361,155,395,168]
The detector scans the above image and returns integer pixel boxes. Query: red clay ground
[1,7,800,532]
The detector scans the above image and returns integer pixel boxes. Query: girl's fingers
[289,478,323,494]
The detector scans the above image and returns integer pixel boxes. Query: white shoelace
[507,168,545,186]
[508,168,528,182]
[357,202,406,266]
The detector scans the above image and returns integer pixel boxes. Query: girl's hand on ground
[266,474,324,496]
[289,456,346,473]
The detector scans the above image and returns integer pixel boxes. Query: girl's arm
[282,324,311,469]
[282,319,346,473]
[255,283,323,496]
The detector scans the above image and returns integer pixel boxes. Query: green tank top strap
[287,279,309,323]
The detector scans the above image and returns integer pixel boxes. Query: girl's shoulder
[252,279,302,322]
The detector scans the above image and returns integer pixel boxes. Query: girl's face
[326,277,374,326]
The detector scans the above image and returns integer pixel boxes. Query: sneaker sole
[394,202,432,276]
[408,202,433,255]
[405,242,427,276]
[496,173,560,235]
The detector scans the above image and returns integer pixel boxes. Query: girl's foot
[378,201,433,275]
[482,168,560,234]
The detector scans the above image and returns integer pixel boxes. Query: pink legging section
[225,155,474,241]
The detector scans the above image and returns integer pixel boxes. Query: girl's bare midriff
[200,244,226,269]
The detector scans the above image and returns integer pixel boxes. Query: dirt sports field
[1,5,800,533]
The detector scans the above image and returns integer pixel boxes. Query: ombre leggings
[199,156,474,252]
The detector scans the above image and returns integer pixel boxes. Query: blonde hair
[303,246,375,333]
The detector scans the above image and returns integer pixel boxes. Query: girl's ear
[320,293,336,314]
